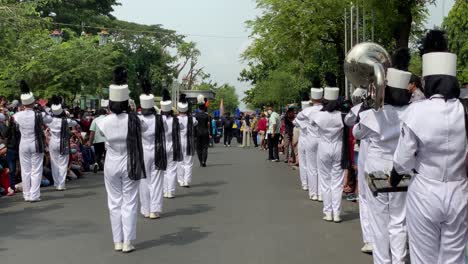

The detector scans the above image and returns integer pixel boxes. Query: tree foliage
[0,0,230,105]
[240,0,436,109]
[443,0,468,83]
[193,82,239,114]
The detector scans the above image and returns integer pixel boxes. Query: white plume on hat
[197,94,205,104]
[20,80,35,105]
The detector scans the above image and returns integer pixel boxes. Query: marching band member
[138,79,164,219]
[313,73,344,223]
[48,96,77,191]
[96,67,146,253]
[344,89,373,254]
[391,30,468,264]
[195,95,211,167]
[177,94,198,187]
[294,78,323,199]
[13,80,52,202]
[161,89,183,199]
[353,48,412,264]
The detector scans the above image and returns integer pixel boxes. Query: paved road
[0,146,371,264]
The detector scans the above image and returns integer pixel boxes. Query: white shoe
[323,213,333,222]
[318,195,323,202]
[178,181,184,187]
[56,186,66,191]
[163,192,168,198]
[302,186,308,191]
[122,243,135,253]
[167,193,175,199]
[333,215,342,223]
[361,243,373,253]
[310,194,318,201]
[149,212,160,219]
[30,198,41,203]
[114,242,123,251]
[143,214,150,218]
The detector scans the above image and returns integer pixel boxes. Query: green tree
[193,82,239,114]
[443,0,468,83]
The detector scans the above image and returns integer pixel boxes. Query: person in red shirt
[257,113,268,150]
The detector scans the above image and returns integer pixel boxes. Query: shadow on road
[189,181,227,188]
[40,191,97,202]
[340,210,360,222]
[0,203,98,242]
[176,189,218,198]
[163,204,214,219]
[137,227,211,251]
[206,163,233,167]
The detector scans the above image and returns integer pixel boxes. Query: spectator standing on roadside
[267,106,280,161]
[88,107,108,172]
[257,113,268,150]
[251,115,259,148]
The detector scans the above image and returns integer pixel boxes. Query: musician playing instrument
[353,48,413,264]
[391,30,468,264]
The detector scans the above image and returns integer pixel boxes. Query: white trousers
[49,141,69,189]
[177,154,194,186]
[307,137,320,197]
[406,176,468,264]
[357,140,373,244]
[139,149,164,215]
[366,157,407,264]
[104,159,139,243]
[163,153,178,196]
[317,141,344,216]
[242,129,251,147]
[298,136,309,189]
[19,140,43,201]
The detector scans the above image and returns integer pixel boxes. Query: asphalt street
[0,145,371,264]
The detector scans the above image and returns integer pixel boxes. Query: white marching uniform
[14,109,52,201]
[177,115,198,186]
[138,114,164,216]
[97,113,143,244]
[294,104,322,196]
[313,111,344,216]
[353,105,409,264]
[48,117,77,189]
[393,97,468,264]
[163,115,178,196]
[344,103,373,245]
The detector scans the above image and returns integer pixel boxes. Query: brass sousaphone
[344,42,391,110]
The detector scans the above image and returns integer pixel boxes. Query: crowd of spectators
[0,96,104,197]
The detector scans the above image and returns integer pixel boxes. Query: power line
[51,22,248,39]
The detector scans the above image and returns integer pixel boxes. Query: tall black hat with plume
[385,47,412,106]
[420,29,459,99]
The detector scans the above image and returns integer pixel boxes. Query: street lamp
[98,29,109,46]
[49,29,62,44]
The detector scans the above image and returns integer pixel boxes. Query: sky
[113,0,454,109]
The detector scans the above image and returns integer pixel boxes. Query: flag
[219,99,224,117]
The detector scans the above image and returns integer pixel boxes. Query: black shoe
[93,164,98,173]
[203,163,207,167]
